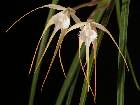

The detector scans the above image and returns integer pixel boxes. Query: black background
[0,0,140,105]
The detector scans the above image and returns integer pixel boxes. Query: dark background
[0,0,140,105]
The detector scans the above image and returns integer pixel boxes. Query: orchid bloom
[5,4,71,76]
[25,4,72,77]
[66,20,129,99]
[5,4,73,88]
[10,4,88,91]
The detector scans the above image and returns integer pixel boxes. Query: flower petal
[44,4,66,11]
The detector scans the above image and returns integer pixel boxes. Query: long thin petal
[29,17,54,74]
[66,22,87,34]
[41,29,67,91]
[59,45,67,78]
[79,38,85,72]
[44,4,66,10]
[33,26,58,76]
[70,13,81,23]
[80,60,95,97]
[92,21,129,71]
[92,41,97,101]
[86,45,90,92]
[6,4,66,32]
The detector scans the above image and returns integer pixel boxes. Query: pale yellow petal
[44,4,66,10]
[66,22,87,34]
[59,45,67,78]
[41,29,67,91]
[29,17,54,74]
[92,21,129,71]
[86,46,90,92]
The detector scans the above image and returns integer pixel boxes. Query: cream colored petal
[29,17,55,74]
[59,45,67,78]
[6,4,66,32]
[44,4,66,10]
[92,21,129,71]
[41,29,67,91]
[86,45,90,92]
[66,22,87,34]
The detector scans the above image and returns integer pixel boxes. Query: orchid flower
[5,4,74,89]
[66,20,129,100]
[5,4,69,74]
[28,5,71,77]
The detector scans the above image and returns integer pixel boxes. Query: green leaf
[65,68,80,105]
[116,0,140,91]
[117,0,130,105]
[28,0,59,105]
[126,50,140,90]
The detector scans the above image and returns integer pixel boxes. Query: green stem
[115,0,121,29]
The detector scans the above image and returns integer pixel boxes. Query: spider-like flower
[17,4,79,90]
[66,20,129,98]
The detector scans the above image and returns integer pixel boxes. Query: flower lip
[53,11,70,30]
[79,23,97,46]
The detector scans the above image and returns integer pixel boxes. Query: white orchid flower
[23,5,72,81]
[5,4,74,87]
[7,4,78,90]
[66,20,129,99]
